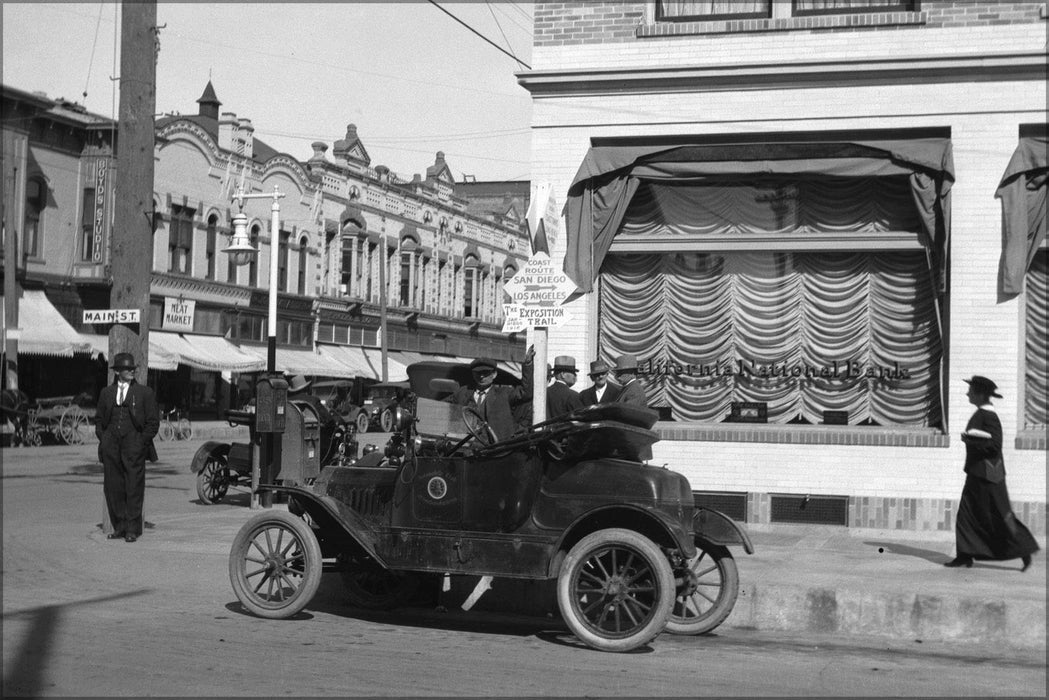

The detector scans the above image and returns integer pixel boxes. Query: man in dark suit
[95,352,160,542]
[612,353,652,461]
[547,355,584,419]
[445,346,534,441]
[579,359,621,405]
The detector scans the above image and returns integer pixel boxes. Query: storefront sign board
[83,308,140,324]
[162,297,195,332]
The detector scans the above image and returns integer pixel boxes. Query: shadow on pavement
[864,541,949,565]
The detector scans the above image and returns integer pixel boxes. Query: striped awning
[3,290,90,357]
[151,332,265,373]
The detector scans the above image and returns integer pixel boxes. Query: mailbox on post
[255,374,288,433]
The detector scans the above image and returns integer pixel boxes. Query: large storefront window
[600,249,942,426]
[1024,250,1048,431]
[565,137,954,430]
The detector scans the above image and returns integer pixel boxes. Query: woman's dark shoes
[944,556,973,568]
[1021,554,1033,572]
[106,532,125,540]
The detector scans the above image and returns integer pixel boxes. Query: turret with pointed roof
[196,80,221,121]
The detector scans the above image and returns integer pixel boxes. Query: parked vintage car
[360,380,409,432]
[227,361,753,652]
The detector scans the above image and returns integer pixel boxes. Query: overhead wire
[485,1,526,71]
[426,0,531,70]
[82,2,106,100]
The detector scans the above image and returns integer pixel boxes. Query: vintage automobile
[360,380,409,432]
[227,361,753,652]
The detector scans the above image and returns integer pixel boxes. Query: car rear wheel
[557,528,675,652]
[196,448,231,504]
[229,511,322,619]
[338,553,422,610]
[379,408,395,433]
[665,540,739,636]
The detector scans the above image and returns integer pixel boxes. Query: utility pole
[110,1,156,381]
[103,1,157,534]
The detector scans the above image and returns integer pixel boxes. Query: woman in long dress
[946,376,1039,571]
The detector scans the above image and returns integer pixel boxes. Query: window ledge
[638,11,925,38]
[654,422,948,447]
[1015,428,1047,451]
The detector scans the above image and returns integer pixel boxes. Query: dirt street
[2,441,1045,697]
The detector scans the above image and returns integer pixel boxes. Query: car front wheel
[229,511,322,619]
[557,528,675,652]
[665,540,739,636]
[354,411,370,434]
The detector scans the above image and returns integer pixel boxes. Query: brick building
[2,81,529,423]
[518,1,1046,533]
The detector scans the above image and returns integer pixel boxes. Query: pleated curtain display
[1024,251,1048,430]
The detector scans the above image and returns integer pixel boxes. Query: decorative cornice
[518,52,1048,96]
[151,273,252,307]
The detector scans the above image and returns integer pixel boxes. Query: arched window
[297,235,309,295]
[463,256,480,318]
[277,230,290,291]
[205,214,218,280]
[248,224,260,287]
[24,177,46,259]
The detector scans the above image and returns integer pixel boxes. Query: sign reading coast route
[501,253,576,330]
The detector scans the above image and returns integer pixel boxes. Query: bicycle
[158,407,193,441]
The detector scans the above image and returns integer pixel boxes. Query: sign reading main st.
[83,308,140,324]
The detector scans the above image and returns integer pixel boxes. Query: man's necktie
[118,384,126,406]
[474,389,487,406]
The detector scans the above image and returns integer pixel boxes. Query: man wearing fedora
[95,352,159,542]
[579,359,621,405]
[945,375,1039,571]
[445,346,535,441]
[612,353,652,460]
[547,355,584,419]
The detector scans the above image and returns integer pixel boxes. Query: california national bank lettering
[639,358,910,383]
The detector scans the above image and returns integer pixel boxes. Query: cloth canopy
[317,345,408,381]
[3,290,90,357]
[151,331,265,373]
[996,133,1048,296]
[562,139,955,293]
[77,332,181,371]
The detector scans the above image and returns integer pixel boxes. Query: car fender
[261,484,387,565]
[549,504,696,577]
[694,507,754,554]
[190,440,229,473]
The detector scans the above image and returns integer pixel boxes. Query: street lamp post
[224,184,285,508]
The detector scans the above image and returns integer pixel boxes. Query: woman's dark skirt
[956,475,1040,560]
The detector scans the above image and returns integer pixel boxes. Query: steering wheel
[542,437,569,461]
[462,406,498,447]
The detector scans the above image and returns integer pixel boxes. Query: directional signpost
[501,252,575,331]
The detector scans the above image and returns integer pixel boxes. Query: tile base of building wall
[738,492,1047,537]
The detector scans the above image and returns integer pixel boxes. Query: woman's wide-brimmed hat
[964,375,1002,398]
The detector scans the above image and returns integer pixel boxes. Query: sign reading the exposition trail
[501,252,576,331]
[83,308,140,324]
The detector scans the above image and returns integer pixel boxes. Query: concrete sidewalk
[3,438,1045,652]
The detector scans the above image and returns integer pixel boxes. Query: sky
[1,1,535,182]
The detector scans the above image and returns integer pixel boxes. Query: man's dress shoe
[107,532,125,540]
[124,534,138,543]
[944,556,973,568]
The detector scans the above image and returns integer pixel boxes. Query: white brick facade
[522,2,1047,530]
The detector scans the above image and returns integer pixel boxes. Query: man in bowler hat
[547,355,584,419]
[579,359,620,405]
[445,346,534,441]
[95,352,159,542]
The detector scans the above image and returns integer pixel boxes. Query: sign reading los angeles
[501,253,576,330]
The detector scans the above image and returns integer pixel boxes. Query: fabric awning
[239,345,354,378]
[152,331,265,373]
[996,132,1048,296]
[316,345,409,381]
[77,332,184,371]
[3,290,90,357]
[562,139,955,293]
